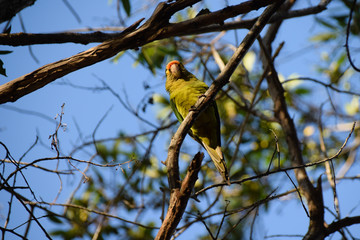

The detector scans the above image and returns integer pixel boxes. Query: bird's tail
[203,144,230,185]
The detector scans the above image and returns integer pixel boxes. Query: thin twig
[0,174,52,239]
[345,0,360,72]
[282,77,360,97]
[18,13,39,64]
[62,0,81,23]
[318,107,341,219]
[25,201,159,229]
[272,128,309,217]
[215,200,230,239]
[249,206,259,240]
[197,211,215,240]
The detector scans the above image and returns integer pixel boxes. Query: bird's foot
[190,94,207,112]
[198,94,206,99]
[189,105,198,112]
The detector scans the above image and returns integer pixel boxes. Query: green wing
[170,99,184,123]
[212,101,222,146]
[170,96,220,144]
[170,98,204,146]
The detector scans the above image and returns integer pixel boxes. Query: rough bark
[155,152,204,240]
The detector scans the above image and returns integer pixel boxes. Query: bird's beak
[170,64,181,78]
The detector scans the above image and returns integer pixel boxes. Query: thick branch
[168,3,328,37]
[155,152,204,240]
[0,0,280,104]
[0,18,144,103]
[326,216,360,236]
[0,32,123,45]
[0,3,327,46]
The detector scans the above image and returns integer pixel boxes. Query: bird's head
[165,60,191,80]
[165,60,197,93]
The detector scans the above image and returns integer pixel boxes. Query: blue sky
[1,0,359,239]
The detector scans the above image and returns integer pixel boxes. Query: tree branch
[0,17,144,104]
[326,216,360,236]
[0,0,280,104]
[345,0,360,72]
[155,152,204,240]
[0,3,328,46]
[0,31,123,45]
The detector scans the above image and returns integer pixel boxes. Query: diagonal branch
[325,216,360,237]
[155,152,204,240]
[0,31,124,46]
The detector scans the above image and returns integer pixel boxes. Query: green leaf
[0,60,7,77]
[122,0,131,16]
[294,87,311,95]
[310,32,337,42]
[48,214,63,224]
[332,15,348,28]
[345,96,359,116]
[137,46,164,74]
[243,51,256,72]
[315,17,337,30]
[96,143,109,162]
[337,52,347,66]
[111,51,125,63]
[152,93,170,106]
[135,41,181,74]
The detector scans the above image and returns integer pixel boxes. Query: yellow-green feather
[165,62,229,184]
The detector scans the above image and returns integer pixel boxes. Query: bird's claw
[198,94,206,99]
[190,94,207,112]
[190,105,198,112]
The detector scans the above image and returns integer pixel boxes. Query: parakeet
[165,60,230,184]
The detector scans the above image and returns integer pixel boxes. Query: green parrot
[165,60,230,184]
